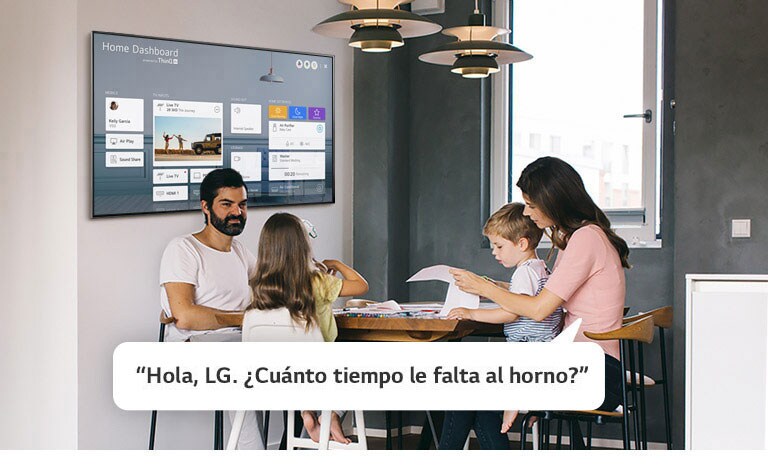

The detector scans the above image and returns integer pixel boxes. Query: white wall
[0,0,79,449]
[74,0,352,449]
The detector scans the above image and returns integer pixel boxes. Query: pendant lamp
[419,0,532,78]
[260,51,284,83]
[313,0,442,53]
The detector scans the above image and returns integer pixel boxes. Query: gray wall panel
[672,0,768,448]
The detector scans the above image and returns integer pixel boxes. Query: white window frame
[490,0,662,248]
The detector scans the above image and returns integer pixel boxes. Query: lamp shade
[419,40,532,66]
[349,25,404,52]
[259,70,284,83]
[313,1,441,52]
[418,7,532,78]
[451,54,499,78]
[260,52,284,83]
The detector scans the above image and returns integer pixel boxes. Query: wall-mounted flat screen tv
[92,32,334,217]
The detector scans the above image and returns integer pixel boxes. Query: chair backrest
[160,309,176,325]
[242,307,324,342]
[584,316,655,344]
[645,306,672,329]
[551,318,582,344]
[622,306,673,329]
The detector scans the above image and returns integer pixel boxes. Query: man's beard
[210,211,246,236]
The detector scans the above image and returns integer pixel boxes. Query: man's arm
[164,282,244,330]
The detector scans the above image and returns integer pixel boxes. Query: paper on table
[367,300,402,310]
[407,265,480,317]
[406,264,455,284]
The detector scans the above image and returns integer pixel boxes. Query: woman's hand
[449,268,490,296]
[447,307,474,320]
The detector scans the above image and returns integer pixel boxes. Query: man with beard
[159,169,266,449]
[160,168,256,342]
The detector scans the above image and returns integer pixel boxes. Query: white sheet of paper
[407,265,480,317]
[406,264,454,284]
[441,283,480,317]
[368,300,402,311]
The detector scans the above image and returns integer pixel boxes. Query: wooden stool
[521,317,655,450]
[622,306,673,449]
[284,410,368,450]
[148,311,226,450]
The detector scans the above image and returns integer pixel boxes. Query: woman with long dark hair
[450,156,629,430]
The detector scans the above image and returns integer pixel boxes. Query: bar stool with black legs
[148,311,226,450]
[520,316,655,450]
[622,306,673,449]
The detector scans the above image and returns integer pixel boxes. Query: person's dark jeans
[568,353,624,449]
[439,411,510,450]
[599,353,623,412]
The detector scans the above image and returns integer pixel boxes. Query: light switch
[732,219,751,238]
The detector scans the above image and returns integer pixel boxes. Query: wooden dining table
[333,307,503,449]
[334,315,502,342]
[214,308,502,342]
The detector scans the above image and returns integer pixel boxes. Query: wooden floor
[364,434,525,450]
[363,433,611,450]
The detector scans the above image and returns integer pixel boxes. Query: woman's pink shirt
[544,225,626,359]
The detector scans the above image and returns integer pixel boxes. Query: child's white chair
[226,307,367,450]
[287,410,368,451]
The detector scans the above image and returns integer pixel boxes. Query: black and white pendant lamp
[419,0,532,78]
[313,0,442,53]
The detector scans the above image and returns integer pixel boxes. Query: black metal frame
[148,321,226,450]
[658,327,672,448]
[629,322,672,449]
[519,336,648,450]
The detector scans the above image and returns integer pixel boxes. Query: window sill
[534,238,663,250]
[628,239,662,249]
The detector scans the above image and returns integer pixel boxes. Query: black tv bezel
[91,31,336,219]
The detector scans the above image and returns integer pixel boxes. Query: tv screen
[91,32,334,217]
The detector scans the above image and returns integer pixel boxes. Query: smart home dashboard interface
[92,32,334,217]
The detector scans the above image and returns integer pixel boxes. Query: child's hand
[447,307,473,320]
[313,258,329,273]
[501,410,519,433]
[321,259,341,276]
[449,268,489,296]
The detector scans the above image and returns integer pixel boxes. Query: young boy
[448,202,563,432]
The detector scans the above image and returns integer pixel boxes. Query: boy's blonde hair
[483,202,544,248]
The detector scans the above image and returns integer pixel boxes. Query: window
[529,133,541,150]
[491,0,663,247]
[550,135,561,154]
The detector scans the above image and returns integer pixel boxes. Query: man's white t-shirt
[159,234,257,342]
